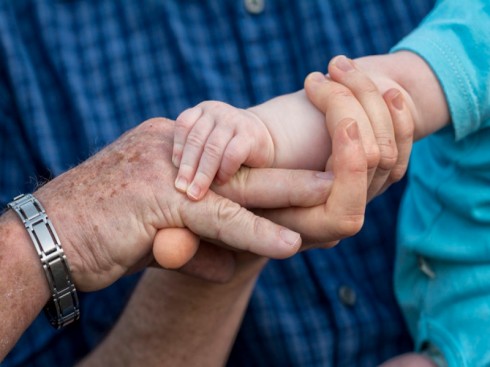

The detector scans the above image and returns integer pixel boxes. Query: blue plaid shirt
[0,1,436,366]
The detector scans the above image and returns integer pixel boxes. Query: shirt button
[244,0,265,14]
[338,285,357,307]
[417,255,436,279]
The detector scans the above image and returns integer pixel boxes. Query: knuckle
[284,171,299,206]
[377,137,398,170]
[228,167,251,207]
[365,144,381,169]
[356,81,379,97]
[202,101,233,118]
[216,198,242,224]
[218,165,236,184]
[223,109,250,129]
[144,117,167,125]
[174,123,190,140]
[186,131,206,149]
[139,117,167,134]
[224,144,245,166]
[330,86,355,101]
[336,214,365,238]
[388,163,408,183]
[398,119,415,141]
[202,141,223,160]
[200,100,227,110]
[214,199,251,247]
[176,107,202,128]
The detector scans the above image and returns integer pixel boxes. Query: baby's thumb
[304,71,331,114]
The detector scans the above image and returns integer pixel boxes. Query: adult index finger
[180,191,302,259]
[212,167,334,209]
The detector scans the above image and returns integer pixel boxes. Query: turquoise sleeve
[391,0,490,140]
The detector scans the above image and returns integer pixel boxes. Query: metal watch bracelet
[8,194,80,329]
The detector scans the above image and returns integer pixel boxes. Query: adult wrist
[33,181,100,293]
[8,193,80,328]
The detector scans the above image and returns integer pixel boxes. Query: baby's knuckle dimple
[199,100,220,109]
[225,145,243,164]
[221,108,245,127]
[204,100,229,115]
[177,107,202,125]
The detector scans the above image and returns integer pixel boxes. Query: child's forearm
[248,90,330,170]
[354,51,450,140]
[247,50,448,172]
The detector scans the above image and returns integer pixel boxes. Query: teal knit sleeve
[391,0,490,140]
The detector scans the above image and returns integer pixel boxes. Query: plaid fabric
[0,0,435,365]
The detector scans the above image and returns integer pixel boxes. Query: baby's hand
[173,101,275,201]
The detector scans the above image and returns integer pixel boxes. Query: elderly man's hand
[153,59,415,268]
[152,117,367,272]
[34,118,333,291]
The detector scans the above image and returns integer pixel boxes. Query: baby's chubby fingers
[174,108,217,194]
[173,106,203,167]
[176,101,275,201]
[186,124,235,200]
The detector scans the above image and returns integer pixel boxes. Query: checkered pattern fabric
[0,1,435,365]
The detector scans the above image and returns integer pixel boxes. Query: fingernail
[391,91,404,111]
[280,229,300,248]
[334,55,355,72]
[346,121,360,141]
[187,183,201,200]
[315,171,334,180]
[175,176,188,192]
[172,154,181,167]
[308,72,327,83]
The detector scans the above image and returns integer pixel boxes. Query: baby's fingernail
[334,55,355,72]
[308,72,327,83]
[187,183,201,200]
[346,120,360,141]
[280,229,301,248]
[391,91,404,111]
[175,177,188,192]
[172,154,181,167]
